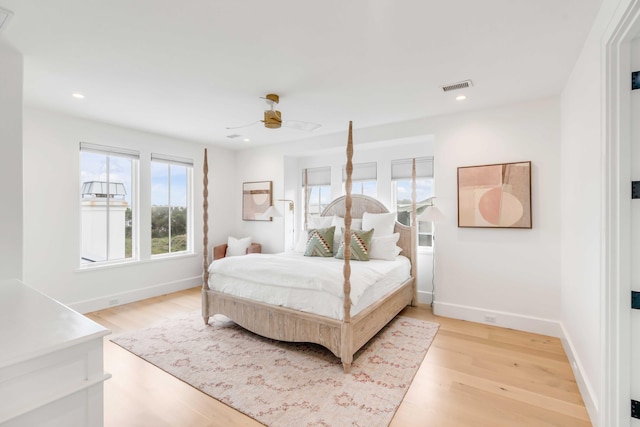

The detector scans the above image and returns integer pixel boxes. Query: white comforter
[209,252,391,305]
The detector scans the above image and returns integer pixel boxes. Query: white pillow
[308,215,333,229]
[331,216,362,230]
[369,233,400,260]
[226,236,252,257]
[294,232,308,253]
[362,212,396,238]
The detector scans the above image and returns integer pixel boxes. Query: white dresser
[0,279,110,427]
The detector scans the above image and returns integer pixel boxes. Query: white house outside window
[80,142,139,266]
[391,157,434,248]
[151,153,193,256]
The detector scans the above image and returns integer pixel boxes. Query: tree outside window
[151,157,192,255]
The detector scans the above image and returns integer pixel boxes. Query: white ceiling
[0,1,602,150]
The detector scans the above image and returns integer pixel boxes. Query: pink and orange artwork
[457,161,531,228]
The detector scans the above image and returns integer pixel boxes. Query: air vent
[226,134,243,139]
[441,79,473,92]
[0,7,13,33]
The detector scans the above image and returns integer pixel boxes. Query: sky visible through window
[81,152,133,203]
[396,178,432,203]
[80,153,187,207]
[150,162,188,207]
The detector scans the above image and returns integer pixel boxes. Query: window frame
[79,142,139,268]
[150,153,194,258]
[301,166,332,224]
[391,157,434,250]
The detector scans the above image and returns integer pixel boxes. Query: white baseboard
[68,276,202,314]
[559,324,599,426]
[432,301,563,337]
[416,290,433,305]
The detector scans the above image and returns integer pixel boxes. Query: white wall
[559,0,628,423]
[234,148,285,254]
[432,97,562,335]
[0,41,23,280]
[22,107,236,311]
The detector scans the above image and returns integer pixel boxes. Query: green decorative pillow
[335,228,374,261]
[304,226,335,257]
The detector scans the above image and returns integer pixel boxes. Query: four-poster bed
[201,122,418,372]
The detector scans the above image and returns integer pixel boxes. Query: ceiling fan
[226,94,322,132]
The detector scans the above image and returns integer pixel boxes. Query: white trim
[416,289,432,305]
[603,1,640,426]
[79,141,139,159]
[560,323,599,425]
[433,301,563,337]
[150,152,194,166]
[68,276,201,314]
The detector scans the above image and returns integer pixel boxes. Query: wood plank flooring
[86,287,591,427]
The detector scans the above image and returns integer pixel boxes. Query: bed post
[410,158,418,306]
[341,121,354,373]
[202,148,211,325]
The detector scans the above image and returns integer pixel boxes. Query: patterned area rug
[111,312,439,427]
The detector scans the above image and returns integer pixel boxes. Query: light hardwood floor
[86,287,591,427]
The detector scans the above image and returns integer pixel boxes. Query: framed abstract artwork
[242,181,272,221]
[457,161,532,228]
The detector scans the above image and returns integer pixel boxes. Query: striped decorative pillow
[335,228,374,261]
[304,226,335,257]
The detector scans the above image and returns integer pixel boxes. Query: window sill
[77,258,140,272]
[149,251,197,262]
[76,251,197,272]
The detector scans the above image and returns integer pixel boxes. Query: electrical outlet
[108,299,119,306]
[484,314,497,324]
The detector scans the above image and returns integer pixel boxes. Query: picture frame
[242,181,272,221]
[457,161,532,228]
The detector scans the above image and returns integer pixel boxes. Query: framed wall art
[242,181,272,221]
[457,161,532,228]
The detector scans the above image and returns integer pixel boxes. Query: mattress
[207,252,411,320]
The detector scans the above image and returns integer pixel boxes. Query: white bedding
[208,252,411,320]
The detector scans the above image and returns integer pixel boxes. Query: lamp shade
[262,205,282,219]
[418,205,445,222]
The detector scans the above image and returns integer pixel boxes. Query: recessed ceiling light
[456,95,466,101]
[243,138,250,142]
[72,93,85,99]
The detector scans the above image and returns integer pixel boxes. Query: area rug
[111,312,439,427]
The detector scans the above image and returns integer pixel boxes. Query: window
[342,162,377,197]
[80,143,138,265]
[301,166,331,222]
[151,154,193,256]
[391,157,434,248]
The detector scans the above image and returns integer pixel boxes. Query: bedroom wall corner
[0,41,23,281]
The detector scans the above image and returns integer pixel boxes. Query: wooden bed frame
[201,123,418,373]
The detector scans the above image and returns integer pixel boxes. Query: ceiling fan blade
[282,120,322,132]
[225,120,260,130]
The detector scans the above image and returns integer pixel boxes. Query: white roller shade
[151,153,193,167]
[342,162,377,181]
[80,142,139,159]
[303,166,331,186]
[391,157,433,179]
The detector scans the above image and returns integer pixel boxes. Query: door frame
[604,1,640,425]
